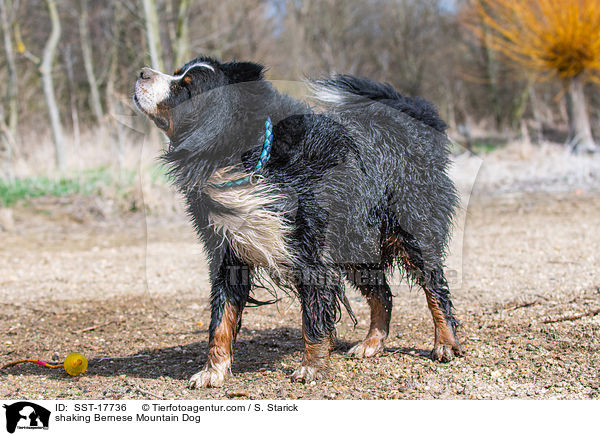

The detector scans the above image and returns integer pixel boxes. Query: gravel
[1,191,599,399]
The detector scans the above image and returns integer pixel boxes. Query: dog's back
[309,74,447,132]
[308,75,458,273]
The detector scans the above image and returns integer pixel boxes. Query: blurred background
[0,0,598,213]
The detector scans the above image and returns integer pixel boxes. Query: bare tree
[0,0,595,163]
[62,44,81,150]
[105,0,126,170]
[0,0,17,179]
[566,76,595,152]
[142,0,164,70]
[79,0,104,124]
[173,0,191,67]
[12,0,69,170]
[376,0,449,96]
[40,0,66,169]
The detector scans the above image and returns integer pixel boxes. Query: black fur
[135,56,460,382]
[313,74,448,133]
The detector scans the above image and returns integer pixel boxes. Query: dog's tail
[308,74,447,133]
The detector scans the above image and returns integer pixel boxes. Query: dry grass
[4,124,188,216]
[453,140,600,195]
[3,125,598,221]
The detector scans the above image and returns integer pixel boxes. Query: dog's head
[133,56,264,139]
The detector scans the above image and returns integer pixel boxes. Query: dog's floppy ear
[222,61,264,83]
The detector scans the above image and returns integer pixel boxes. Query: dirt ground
[1,191,599,400]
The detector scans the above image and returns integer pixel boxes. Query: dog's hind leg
[189,248,251,388]
[291,271,339,383]
[345,266,392,358]
[421,268,463,362]
[394,235,463,362]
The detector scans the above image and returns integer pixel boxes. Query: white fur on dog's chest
[205,168,293,274]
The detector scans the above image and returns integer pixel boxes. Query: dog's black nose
[139,67,155,81]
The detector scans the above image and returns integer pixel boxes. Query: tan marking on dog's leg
[291,323,334,383]
[189,303,240,388]
[347,295,389,358]
[424,289,463,362]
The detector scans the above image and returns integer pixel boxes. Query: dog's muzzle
[134,67,171,115]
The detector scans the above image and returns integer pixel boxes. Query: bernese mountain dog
[133,56,463,388]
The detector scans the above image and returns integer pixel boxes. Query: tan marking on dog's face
[205,167,294,277]
[134,62,214,115]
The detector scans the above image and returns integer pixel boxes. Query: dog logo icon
[3,402,51,433]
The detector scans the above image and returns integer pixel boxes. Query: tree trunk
[41,0,65,170]
[79,0,103,124]
[528,85,544,144]
[62,45,81,152]
[0,0,17,179]
[142,0,164,71]
[482,22,502,129]
[566,75,597,153]
[105,0,125,171]
[510,78,532,131]
[173,0,191,67]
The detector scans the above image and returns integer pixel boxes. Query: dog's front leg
[291,278,338,383]
[189,300,241,388]
[189,251,250,388]
[291,322,335,384]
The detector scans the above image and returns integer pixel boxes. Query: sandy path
[1,192,599,399]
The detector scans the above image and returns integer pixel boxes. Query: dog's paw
[347,336,385,358]
[189,364,229,388]
[290,365,326,384]
[430,341,463,363]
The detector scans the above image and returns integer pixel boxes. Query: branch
[543,308,600,324]
[72,319,121,334]
[120,377,166,399]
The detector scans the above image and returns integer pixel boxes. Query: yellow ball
[64,353,88,376]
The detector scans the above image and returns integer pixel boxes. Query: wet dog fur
[133,56,463,388]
